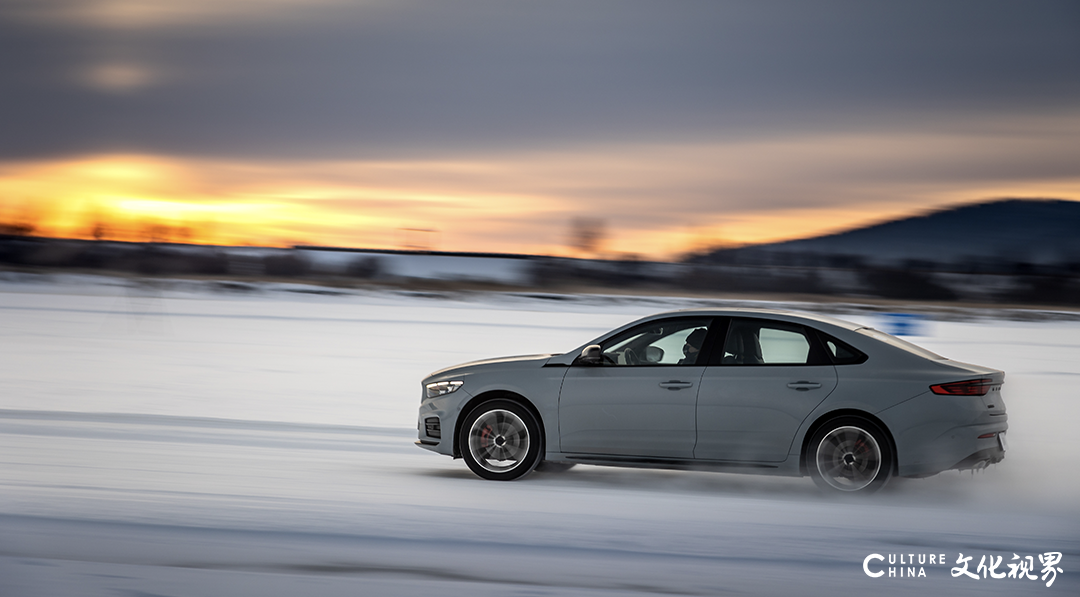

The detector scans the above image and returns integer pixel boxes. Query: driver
[678,328,707,365]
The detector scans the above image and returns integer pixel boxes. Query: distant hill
[697,199,1080,268]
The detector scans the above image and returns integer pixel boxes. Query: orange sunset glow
[3,144,1078,260]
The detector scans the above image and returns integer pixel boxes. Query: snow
[1,273,1078,596]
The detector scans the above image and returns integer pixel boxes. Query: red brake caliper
[853,439,867,462]
[479,425,492,452]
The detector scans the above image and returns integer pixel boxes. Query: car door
[559,317,715,458]
[695,318,837,462]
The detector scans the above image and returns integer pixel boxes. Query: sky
[1,0,1078,259]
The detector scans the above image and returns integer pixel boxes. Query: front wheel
[459,399,542,481]
[808,417,892,494]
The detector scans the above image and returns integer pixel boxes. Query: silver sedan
[416,309,1007,493]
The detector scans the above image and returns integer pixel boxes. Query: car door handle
[786,381,822,391]
[659,380,694,390]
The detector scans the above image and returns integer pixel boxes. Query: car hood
[425,354,556,379]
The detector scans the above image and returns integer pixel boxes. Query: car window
[601,318,712,366]
[819,333,868,365]
[760,327,810,363]
[721,319,816,365]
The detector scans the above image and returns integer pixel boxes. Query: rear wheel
[808,417,892,494]
[459,400,541,481]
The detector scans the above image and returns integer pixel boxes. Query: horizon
[2,1,1078,259]
[3,195,1077,262]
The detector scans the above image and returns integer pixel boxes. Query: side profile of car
[416,309,1007,493]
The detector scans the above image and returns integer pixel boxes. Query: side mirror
[577,344,602,365]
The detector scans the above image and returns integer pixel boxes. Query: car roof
[638,307,865,331]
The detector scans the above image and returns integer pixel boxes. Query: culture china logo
[863,552,1064,587]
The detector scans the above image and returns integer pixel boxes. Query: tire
[459,399,542,481]
[807,417,892,494]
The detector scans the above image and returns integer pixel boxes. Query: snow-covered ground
[1,273,1078,596]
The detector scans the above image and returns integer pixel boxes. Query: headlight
[425,380,464,399]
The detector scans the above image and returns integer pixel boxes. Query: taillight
[930,378,994,396]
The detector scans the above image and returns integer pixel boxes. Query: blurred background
[3,2,1080,596]
[1,0,1078,305]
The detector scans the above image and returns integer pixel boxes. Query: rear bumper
[897,423,1007,477]
[880,387,1009,478]
[950,444,1006,471]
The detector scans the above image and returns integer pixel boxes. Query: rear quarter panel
[791,323,1006,476]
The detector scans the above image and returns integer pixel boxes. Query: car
[416,308,1007,493]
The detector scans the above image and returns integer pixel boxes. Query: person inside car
[678,328,707,365]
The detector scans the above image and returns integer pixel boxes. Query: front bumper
[416,414,444,453]
[416,387,472,457]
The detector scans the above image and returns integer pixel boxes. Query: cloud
[1,0,364,29]
[78,62,161,93]
[2,1,1078,159]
